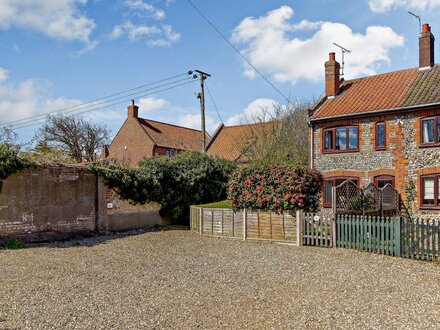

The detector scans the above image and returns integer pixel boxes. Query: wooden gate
[297,212,335,247]
[402,217,440,261]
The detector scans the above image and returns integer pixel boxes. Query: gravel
[0,230,440,329]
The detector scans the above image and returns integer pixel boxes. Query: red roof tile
[137,118,207,151]
[311,64,440,121]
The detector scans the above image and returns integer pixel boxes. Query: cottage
[309,23,440,216]
[104,101,207,167]
[207,121,277,163]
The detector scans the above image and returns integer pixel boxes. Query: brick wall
[312,107,440,214]
[0,166,96,242]
[107,117,155,167]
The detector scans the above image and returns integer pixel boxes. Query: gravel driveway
[0,230,439,329]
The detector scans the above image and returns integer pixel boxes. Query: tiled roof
[206,121,277,162]
[137,118,206,151]
[311,64,440,121]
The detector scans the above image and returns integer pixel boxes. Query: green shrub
[227,165,323,213]
[5,239,26,249]
[90,151,236,223]
[0,145,33,180]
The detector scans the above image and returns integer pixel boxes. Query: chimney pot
[329,52,336,61]
[422,23,431,33]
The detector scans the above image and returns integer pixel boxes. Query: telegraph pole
[195,70,211,153]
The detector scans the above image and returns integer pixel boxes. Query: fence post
[296,210,303,246]
[395,216,401,257]
[199,207,203,236]
[332,217,337,248]
[243,209,247,241]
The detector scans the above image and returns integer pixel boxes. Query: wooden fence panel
[336,215,400,257]
[402,217,440,261]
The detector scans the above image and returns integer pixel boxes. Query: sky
[1,0,440,143]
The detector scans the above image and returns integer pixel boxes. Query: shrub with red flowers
[227,165,323,213]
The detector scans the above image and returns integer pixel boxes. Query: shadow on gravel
[25,226,190,249]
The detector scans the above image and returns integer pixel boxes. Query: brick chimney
[419,23,435,69]
[325,52,341,97]
[127,100,139,118]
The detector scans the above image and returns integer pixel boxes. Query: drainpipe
[308,120,314,169]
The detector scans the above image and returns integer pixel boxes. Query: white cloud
[368,0,440,12]
[124,0,166,20]
[138,97,168,114]
[232,6,404,84]
[226,98,278,126]
[111,20,180,46]
[176,113,219,133]
[0,67,81,125]
[0,0,95,45]
[0,68,9,83]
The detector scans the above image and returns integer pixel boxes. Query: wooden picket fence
[297,213,335,247]
[402,217,440,261]
[190,206,297,243]
[336,214,401,257]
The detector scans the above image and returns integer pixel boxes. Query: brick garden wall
[0,165,166,243]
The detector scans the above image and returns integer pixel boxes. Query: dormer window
[323,126,359,153]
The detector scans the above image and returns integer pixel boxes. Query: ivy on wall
[0,145,34,180]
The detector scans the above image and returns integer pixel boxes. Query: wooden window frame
[322,126,359,154]
[323,176,359,208]
[420,174,440,209]
[373,175,395,188]
[375,122,386,150]
[420,116,440,147]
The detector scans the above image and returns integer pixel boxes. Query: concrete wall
[0,166,166,243]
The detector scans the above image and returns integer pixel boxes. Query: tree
[40,114,110,163]
[0,127,18,149]
[238,100,311,166]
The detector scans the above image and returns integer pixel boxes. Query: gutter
[307,120,314,169]
[310,101,440,123]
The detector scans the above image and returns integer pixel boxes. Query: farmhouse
[309,23,440,216]
[104,101,207,167]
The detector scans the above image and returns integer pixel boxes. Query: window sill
[419,143,440,148]
[420,206,440,210]
[375,147,387,151]
[322,149,359,154]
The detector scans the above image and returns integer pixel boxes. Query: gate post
[243,209,247,241]
[395,216,401,257]
[296,210,303,246]
[199,207,203,236]
[332,217,337,248]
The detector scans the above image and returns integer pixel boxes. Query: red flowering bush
[227,165,323,212]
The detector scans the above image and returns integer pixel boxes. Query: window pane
[336,128,347,150]
[423,119,434,143]
[423,177,435,205]
[324,130,333,150]
[348,127,358,149]
[437,118,440,143]
[325,181,333,203]
[377,124,385,147]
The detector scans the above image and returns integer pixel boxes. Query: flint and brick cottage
[309,23,440,215]
[104,101,207,167]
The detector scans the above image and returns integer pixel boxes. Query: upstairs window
[323,126,359,153]
[165,149,174,158]
[376,122,386,150]
[421,117,440,146]
[421,174,440,208]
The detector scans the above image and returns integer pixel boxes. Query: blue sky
[1,0,439,143]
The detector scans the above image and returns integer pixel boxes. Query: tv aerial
[408,11,421,32]
[333,42,351,77]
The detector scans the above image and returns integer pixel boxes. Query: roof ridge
[224,120,278,129]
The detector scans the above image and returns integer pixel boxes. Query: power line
[1,72,191,127]
[205,82,223,123]
[184,0,292,105]
[8,80,198,130]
